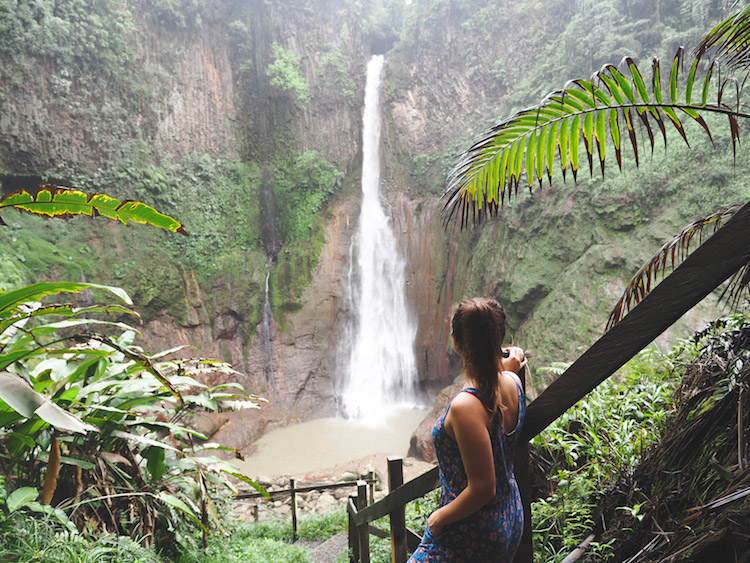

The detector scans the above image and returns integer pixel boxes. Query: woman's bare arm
[428,392,495,535]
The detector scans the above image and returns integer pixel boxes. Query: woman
[409,297,526,562]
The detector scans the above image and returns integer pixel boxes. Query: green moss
[0,253,29,291]
[212,248,267,333]
[271,214,326,326]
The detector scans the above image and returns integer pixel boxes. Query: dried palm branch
[606,205,744,330]
[443,47,748,228]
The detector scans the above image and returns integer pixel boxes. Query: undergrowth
[177,509,347,562]
[0,513,160,563]
[0,502,348,562]
[529,347,687,562]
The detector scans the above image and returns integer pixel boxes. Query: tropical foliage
[443,5,750,330]
[443,46,743,223]
[529,349,682,562]
[696,3,750,70]
[0,279,264,550]
[0,187,265,554]
[0,184,188,235]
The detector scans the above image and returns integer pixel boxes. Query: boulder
[409,377,464,462]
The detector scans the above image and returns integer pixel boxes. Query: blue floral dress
[408,384,525,562]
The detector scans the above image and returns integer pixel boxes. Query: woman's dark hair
[450,297,506,423]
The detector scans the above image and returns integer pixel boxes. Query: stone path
[310,533,348,563]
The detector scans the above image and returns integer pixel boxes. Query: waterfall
[261,264,280,403]
[339,55,418,421]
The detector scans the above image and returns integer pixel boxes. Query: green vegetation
[0,279,265,549]
[0,194,268,557]
[0,498,162,563]
[272,151,342,245]
[317,46,358,106]
[270,150,343,320]
[529,348,683,562]
[0,497,349,562]
[145,0,205,29]
[267,43,311,107]
[0,0,133,76]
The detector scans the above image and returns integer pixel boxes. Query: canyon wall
[0,0,742,454]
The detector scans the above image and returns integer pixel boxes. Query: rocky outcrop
[408,377,464,462]
[0,6,239,178]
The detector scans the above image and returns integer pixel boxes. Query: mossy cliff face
[1,0,748,447]
[0,2,239,175]
[384,134,743,391]
[0,0,371,445]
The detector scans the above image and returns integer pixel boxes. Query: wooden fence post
[252,504,258,522]
[357,479,370,563]
[290,478,298,543]
[368,470,375,505]
[388,456,407,563]
[349,492,359,562]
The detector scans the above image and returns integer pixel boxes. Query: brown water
[236,407,428,477]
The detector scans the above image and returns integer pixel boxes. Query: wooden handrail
[236,478,377,499]
[347,459,439,562]
[349,466,438,527]
[235,476,376,544]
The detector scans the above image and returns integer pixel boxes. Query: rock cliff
[0,0,740,456]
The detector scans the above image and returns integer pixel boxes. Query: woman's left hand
[427,510,445,537]
[502,346,527,373]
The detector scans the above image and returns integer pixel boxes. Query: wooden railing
[347,456,438,563]
[237,474,377,542]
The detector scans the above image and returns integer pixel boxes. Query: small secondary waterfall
[339,55,418,421]
[260,265,280,403]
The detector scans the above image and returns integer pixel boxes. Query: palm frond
[0,183,188,235]
[443,48,748,228]
[695,5,750,71]
[719,260,750,311]
[606,205,744,330]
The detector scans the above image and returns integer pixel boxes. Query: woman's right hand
[502,346,527,374]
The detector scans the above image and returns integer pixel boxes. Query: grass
[0,505,348,563]
[177,509,348,562]
[0,514,160,563]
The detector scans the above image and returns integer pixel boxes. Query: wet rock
[316,492,337,509]
[334,488,350,500]
[409,377,463,462]
[256,475,273,488]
